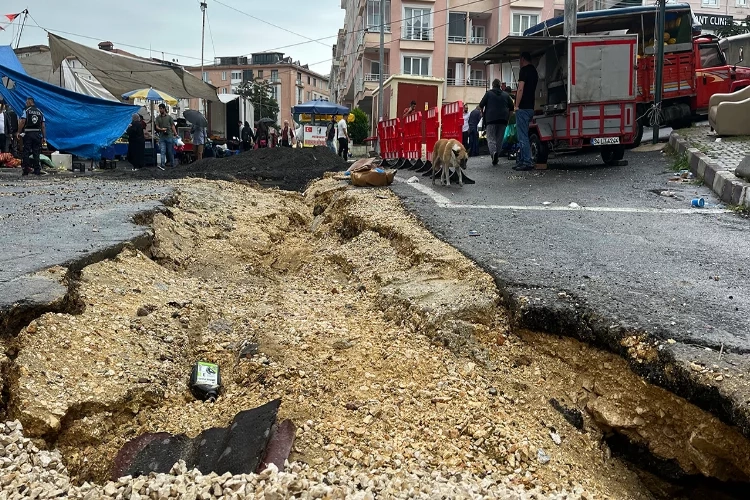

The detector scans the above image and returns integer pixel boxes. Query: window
[306,91,312,101]
[403,55,430,76]
[231,71,242,80]
[313,78,317,87]
[370,60,380,77]
[701,0,718,6]
[366,0,391,31]
[404,7,432,40]
[221,71,227,81]
[512,13,539,35]
[243,69,253,82]
[296,86,303,104]
[257,70,264,80]
[308,76,311,84]
[699,43,726,68]
[297,72,302,84]
[738,0,747,5]
[271,70,279,82]
[221,88,227,94]
[472,25,486,44]
[448,12,466,42]
[202,72,208,82]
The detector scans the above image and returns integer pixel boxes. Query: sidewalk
[669,123,750,207]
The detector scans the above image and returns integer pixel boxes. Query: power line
[206,10,217,61]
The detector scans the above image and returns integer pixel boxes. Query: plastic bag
[502,124,517,148]
[175,137,185,147]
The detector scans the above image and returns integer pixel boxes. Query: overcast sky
[0,0,343,75]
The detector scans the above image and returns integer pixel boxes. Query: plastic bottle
[190,361,222,402]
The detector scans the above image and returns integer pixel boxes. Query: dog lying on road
[431,139,469,186]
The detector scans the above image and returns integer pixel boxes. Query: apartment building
[331,0,565,115]
[186,53,330,126]
[579,0,750,34]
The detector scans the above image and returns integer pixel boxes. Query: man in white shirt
[0,105,6,153]
[462,103,470,149]
[336,115,349,160]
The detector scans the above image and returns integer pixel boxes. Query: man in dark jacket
[479,79,514,166]
[467,106,482,157]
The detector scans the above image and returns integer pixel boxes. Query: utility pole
[563,0,577,37]
[200,1,207,116]
[653,0,666,145]
[377,0,385,154]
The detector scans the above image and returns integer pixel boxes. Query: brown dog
[431,138,469,186]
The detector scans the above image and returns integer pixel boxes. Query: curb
[668,132,750,208]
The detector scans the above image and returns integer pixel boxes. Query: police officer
[17,97,46,176]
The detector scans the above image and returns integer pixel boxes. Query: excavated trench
[0,177,749,498]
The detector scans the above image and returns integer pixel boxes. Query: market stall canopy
[0,46,28,75]
[49,33,219,102]
[522,3,696,37]
[472,36,566,64]
[293,100,349,115]
[122,87,178,105]
[0,61,139,159]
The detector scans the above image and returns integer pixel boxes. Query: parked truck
[523,3,750,146]
[473,34,639,165]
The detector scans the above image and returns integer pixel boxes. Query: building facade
[331,0,565,115]
[186,53,330,126]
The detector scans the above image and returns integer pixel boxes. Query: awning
[472,36,567,64]
[523,3,694,37]
[219,94,241,104]
[49,33,219,102]
[293,100,349,115]
[0,46,27,75]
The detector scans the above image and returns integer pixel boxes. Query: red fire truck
[523,3,750,146]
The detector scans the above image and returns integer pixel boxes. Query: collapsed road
[0,147,748,498]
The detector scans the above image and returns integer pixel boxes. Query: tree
[236,79,280,127]
[716,16,750,38]
[349,108,370,145]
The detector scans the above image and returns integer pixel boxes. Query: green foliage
[349,108,370,145]
[716,16,750,38]
[670,152,689,172]
[236,79,280,127]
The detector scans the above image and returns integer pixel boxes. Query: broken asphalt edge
[668,132,750,208]
[492,275,750,441]
[0,193,175,338]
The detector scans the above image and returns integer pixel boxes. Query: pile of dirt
[125,146,347,192]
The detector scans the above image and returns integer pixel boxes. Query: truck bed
[636,51,696,104]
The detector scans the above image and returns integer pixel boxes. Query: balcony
[447,36,489,45]
[447,78,487,87]
[402,27,433,41]
[364,73,389,82]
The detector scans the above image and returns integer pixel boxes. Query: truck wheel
[601,145,625,166]
[530,133,549,164]
[627,119,644,149]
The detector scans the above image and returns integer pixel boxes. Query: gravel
[120,146,348,192]
[0,419,588,499]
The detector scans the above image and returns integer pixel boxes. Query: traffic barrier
[379,118,402,161]
[441,101,464,143]
[401,111,423,169]
[417,106,440,173]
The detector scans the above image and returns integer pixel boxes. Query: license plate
[591,137,620,146]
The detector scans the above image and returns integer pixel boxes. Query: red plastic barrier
[424,107,439,161]
[402,111,423,160]
[441,101,464,143]
[378,118,402,160]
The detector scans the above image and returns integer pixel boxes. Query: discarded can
[190,361,222,402]
[691,197,705,208]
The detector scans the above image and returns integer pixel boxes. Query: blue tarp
[0,57,139,159]
[0,46,27,75]
[293,100,350,115]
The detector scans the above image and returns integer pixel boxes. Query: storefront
[693,13,733,35]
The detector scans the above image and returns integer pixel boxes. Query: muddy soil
[3,177,750,498]
[104,146,348,192]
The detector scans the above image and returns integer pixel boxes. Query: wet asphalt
[391,148,750,353]
[0,170,171,316]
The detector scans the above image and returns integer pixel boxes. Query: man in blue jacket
[467,106,482,157]
[479,79,514,166]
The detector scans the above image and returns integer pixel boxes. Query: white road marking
[397,178,729,215]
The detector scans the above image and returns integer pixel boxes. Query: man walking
[17,97,45,176]
[155,103,177,170]
[336,114,349,160]
[467,105,482,157]
[326,116,337,153]
[462,104,470,149]
[513,52,538,171]
[479,79,514,165]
